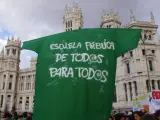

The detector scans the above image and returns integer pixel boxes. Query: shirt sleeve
[21,37,45,53]
[115,29,142,57]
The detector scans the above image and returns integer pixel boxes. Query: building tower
[100,9,121,28]
[63,2,83,31]
[0,37,21,111]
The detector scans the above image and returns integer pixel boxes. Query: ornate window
[12,49,16,55]
[0,95,3,107]
[142,49,145,56]
[130,51,133,57]
[7,95,11,103]
[8,82,12,90]
[146,80,150,92]
[126,63,130,74]
[152,80,155,90]
[129,82,132,101]
[124,83,128,101]
[134,81,138,96]
[148,60,153,71]
[7,49,9,55]
[3,82,5,89]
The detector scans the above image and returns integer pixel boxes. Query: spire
[150,12,155,24]
[12,36,14,41]
[1,47,4,54]
[101,10,106,18]
[0,47,5,57]
[110,9,114,16]
[130,10,136,23]
[73,2,78,8]
[7,37,10,41]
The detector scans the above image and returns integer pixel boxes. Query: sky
[0,0,159,69]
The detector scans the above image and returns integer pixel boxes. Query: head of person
[133,111,143,120]
[125,115,132,120]
[4,112,12,120]
[142,113,156,120]
[140,109,147,115]
[18,115,23,120]
[109,115,114,120]
[155,109,160,120]
[115,113,125,120]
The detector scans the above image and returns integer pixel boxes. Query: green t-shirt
[21,28,141,120]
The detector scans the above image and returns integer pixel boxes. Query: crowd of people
[0,111,32,120]
[110,109,160,120]
[0,109,160,120]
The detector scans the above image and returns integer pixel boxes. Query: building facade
[0,3,160,113]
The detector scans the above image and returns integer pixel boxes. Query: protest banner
[149,90,160,113]
[21,28,141,120]
[133,93,149,112]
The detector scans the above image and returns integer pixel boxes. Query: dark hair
[133,111,143,117]
[125,115,133,120]
[109,115,114,120]
[133,111,143,120]
[23,112,27,118]
[4,112,12,118]
[115,113,125,120]
[19,115,23,118]
[142,114,156,120]
[155,109,160,118]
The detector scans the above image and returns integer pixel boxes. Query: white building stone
[0,3,160,113]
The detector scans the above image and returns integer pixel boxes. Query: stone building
[0,3,160,113]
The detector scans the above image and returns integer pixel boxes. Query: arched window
[21,83,24,91]
[7,95,11,103]
[144,34,147,40]
[126,63,130,74]
[124,83,128,101]
[0,95,3,107]
[19,83,21,91]
[8,82,12,90]
[152,80,155,90]
[146,80,150,92]
[148,60,153,71]
[32,82,35,90]
[3,82,5,89]
[129,82,132,101]
[12,49,16,55]
[148,35,152,40]
[7,49,9,55]
[134,81,138,96]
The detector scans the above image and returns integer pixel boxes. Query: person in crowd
[125,111,129,115]
[140,109,147,116]
[142,114,156,120]
[125,115,133,120]
[109,115,115,120]
[26,113,32,120]
[11,111,18,120]
[133,111,143,120]
[114,113,125,120]
[18,115,23,120]
[3,112,12,120]
[154,110,160,120]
